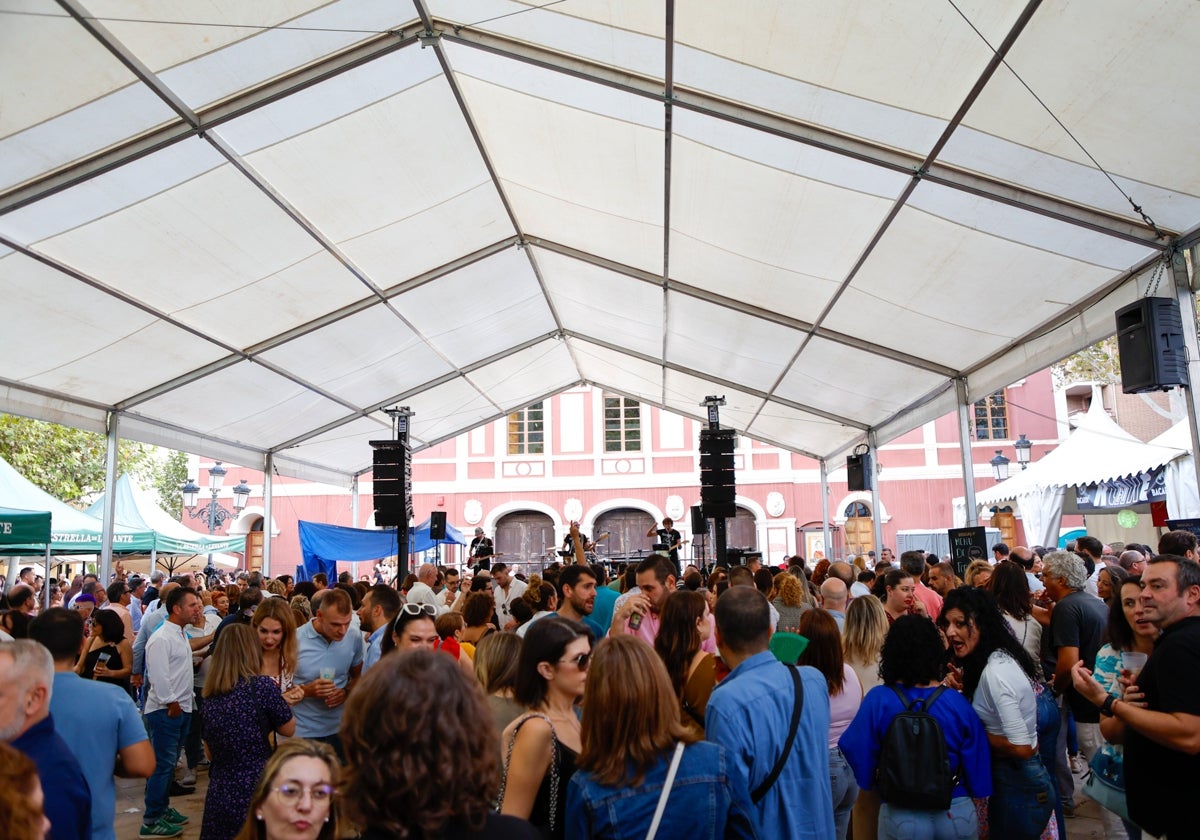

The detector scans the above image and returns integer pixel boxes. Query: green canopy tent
[0,456,154,555]
[86,474,246,574]
[0,506,52,609]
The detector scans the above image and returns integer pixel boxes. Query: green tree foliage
[1052,336,1120,388]
[0,414,182,509]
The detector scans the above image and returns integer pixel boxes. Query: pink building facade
[207,369,1066,575]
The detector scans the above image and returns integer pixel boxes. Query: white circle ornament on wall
[1116,509,1138,529]
[564,498,583,522]
[463,500,483,526]
[665,495,685,520]
[766,492,785,518]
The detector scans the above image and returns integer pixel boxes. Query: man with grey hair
[1118,549,1147,575]
[406,562,442,611]
[0,640,91,840]
[1041,549,1107,819]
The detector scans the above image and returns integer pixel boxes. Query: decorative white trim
[830,491,891,525]
[228,507,280,538]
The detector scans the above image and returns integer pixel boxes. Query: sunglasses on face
[558,652,590,671]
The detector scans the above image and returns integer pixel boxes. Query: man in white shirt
[435,568,461,609]
[142,587,203,837]
[405,564,442,611]
[492,563,527,628]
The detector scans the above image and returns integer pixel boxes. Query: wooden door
[725,507,758,551]
[246,529,264,572]
[991,508,1017,547]
[495,512,555,571]
[843,502,874,557]
[594,508,657,561]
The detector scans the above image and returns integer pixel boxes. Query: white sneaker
[179,769,196,787]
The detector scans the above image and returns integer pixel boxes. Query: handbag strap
[494,712,558,822]
[645,742,685,840]
[751,664,803,803]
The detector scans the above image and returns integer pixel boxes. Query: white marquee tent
[1150,420,1200,519]
[970,402,1189,546]
[2,0,1200,490]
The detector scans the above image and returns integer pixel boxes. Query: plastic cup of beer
[1122,651,1148,675]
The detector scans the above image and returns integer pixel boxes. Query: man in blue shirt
[30,608,155,840]
[293,587,363,758]
[358,583,401,672]
[0,640,92,840]
[706,587,835,840]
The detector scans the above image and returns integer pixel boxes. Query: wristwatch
[1099,695,1117,716]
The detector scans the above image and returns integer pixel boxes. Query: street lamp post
[182,462,251,577]
[990,450,1011,482]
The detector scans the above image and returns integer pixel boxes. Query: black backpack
[875,685,958,810]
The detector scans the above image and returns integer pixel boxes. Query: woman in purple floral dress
[200,624,295,840]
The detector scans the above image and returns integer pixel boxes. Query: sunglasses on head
[400,603,437,618]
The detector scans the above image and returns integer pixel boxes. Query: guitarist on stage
[646,517,683,574]
[470,527,495,571]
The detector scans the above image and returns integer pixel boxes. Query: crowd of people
[0,527,1198,840]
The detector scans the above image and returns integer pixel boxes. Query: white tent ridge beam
[270,329,562,452]
[117,237,521,412]
[661,0,678,408]
[440,23,1170,250]
[561,329,869,432]
[0,18,419,215]
[421,9,583,382]
[531,238,956,377]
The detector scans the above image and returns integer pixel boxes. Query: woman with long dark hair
[799,609,862,840]
[840,615,991,840]
[989,561,1043,670]
[939,587,1056,840]
[77,608,133,691]
[340,650,539,839]
[498,617,592,839]
[1090,576,1156,840]
[567,635,755,839]
[653,590,716,736]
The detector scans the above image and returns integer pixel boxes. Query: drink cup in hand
[319,667,336,681]
[1122,651,1148,676]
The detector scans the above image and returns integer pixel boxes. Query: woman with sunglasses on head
[201,623,295,840]
[341,649,540,840]
[381,603,440,657]
[499,617,593,839]
[566,635,755,840]
[232,739,341,840]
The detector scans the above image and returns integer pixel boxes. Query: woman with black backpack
[939,587,1058,840]
[839,614,991,840]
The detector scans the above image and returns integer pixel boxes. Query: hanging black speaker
[847,452,872,492]
[1116,297,1189,393]
[428,511,447,540]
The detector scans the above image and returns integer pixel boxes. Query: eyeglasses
[558,652,590,671]
[271,783,335,804]
[400,603,437,618]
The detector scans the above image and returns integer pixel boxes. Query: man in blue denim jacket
[706,587,834,839]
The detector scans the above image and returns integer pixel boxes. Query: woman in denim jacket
[565,636,756,839]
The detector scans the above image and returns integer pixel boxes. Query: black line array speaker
[1116,297,1189,393]
[690,505,706,534]
[700,429,738,519]
[847,452,872,492]
[370,440,409,527]
[428,510,447,540]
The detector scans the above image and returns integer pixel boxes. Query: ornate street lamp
[1014,434,1032,470]
[990,450,1010,482]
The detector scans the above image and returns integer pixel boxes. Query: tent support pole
[99,412,120,585]
[262,454,274,578]
[1175,250,1200,496]
[350,474,360,580]
[868,431,885,557]
[956,379,979,527]
[819,459,832,561]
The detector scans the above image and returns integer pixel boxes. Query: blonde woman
[252,598,304,705]
[200,624,295,840]
[964,560,993,589]
[771,573,811,634]
[843,594,888,693]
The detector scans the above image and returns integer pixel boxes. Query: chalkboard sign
[1166,519,1200,542]
[947,526,988,579]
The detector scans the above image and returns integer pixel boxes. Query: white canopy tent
[970,402,1189,545]
[1150,421,1200,519]
[3,1,1200,568]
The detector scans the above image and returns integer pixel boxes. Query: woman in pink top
[799,609,863,840]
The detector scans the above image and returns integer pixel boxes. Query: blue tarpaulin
[297,518,468,581]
